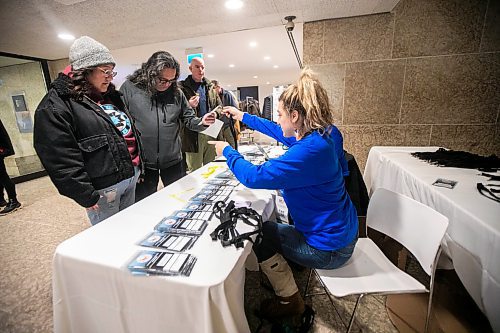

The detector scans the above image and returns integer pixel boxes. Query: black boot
[0,199,21,215]
[259,291,305,320]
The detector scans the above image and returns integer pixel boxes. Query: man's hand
[222,106,244,121]
[201,111,217,125]
[208,141,230,156]
[188,95,200,108]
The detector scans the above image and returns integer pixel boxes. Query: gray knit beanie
[69,36,115,70]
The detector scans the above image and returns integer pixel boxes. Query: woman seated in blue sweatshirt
[208,69,358,320]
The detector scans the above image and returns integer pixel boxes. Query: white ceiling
[0,0,400,89]
[111,24,304,88]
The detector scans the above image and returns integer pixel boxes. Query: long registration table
[364,146,500,332]
[53,163,274,333]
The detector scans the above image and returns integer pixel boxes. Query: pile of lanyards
[210,200,264,248]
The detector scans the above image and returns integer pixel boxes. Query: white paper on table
[200,118,224,138]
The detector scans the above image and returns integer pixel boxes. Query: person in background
[212,79,241,147]
[34,36,143,225]
[208,68,358,320]
[179,57,223,171]
[120,51,217,202]
[0,119,21,215]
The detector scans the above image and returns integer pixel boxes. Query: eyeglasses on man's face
[97,67,117,78]
[157,77,176,85]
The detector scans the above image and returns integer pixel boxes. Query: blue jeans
[87,166,140,225]
[253,221,358,269]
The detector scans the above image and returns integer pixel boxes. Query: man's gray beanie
[69,36,115,70]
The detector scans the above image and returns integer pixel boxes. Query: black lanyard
[211,200,263,248]
[481,173,500,181]
[477,183,500,203]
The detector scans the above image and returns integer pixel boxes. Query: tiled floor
[0,176,492,332]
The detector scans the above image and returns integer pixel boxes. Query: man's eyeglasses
[157,77,176,85]
[97,68,117,77]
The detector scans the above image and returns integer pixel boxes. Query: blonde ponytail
[279,68,335,137]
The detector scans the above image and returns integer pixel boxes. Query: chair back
[366,188,449,275]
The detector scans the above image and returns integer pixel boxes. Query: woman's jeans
[87,166,140,225]
[254,221,358,270]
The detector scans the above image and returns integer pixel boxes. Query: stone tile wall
[303,0,500,170]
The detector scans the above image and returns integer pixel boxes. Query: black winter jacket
[34,74,143,208]
[179,76,222,152]
[0,119,15,158]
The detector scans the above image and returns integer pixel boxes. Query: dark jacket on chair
[344,151,369,217]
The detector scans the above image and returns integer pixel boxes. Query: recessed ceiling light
[227,84,232,87]
[266,81,270,85]
[229,64,235,68]
[207,54,214,58]
[249,41,257,48]
[253,75,258,79]
[264,56,271,60]
[58,33,75,40]
[273,65,279,69]
[225,0,243,10]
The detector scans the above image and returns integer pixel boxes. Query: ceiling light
[227,84,232,87]
[273,65,279,69]
[229,64,235,68]
[58,33,75,40]
[266,82,270,85]
[249,41,257,48]
[207,54,214,58]
[54,0,86,4]
[264,56,271,60]
[225,0,243,10]
[253,75,258,79]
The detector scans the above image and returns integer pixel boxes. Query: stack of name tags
[127,170,240,277]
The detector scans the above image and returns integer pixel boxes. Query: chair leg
[425,272,437,333]
[347,294,364,333]
[425,248,442,333]
[304,268,313,297]
[307,269,347,328]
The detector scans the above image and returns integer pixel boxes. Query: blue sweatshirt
[223,113,358,251]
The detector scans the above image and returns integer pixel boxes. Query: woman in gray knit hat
[33,36,144,225]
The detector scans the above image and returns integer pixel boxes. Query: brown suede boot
[259,290,305,320]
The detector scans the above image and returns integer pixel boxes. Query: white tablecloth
[364,146,500,332]
[53,163,274,333]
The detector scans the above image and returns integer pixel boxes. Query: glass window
[0,55,48,178]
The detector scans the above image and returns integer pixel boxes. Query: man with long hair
[120,52,217,201]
